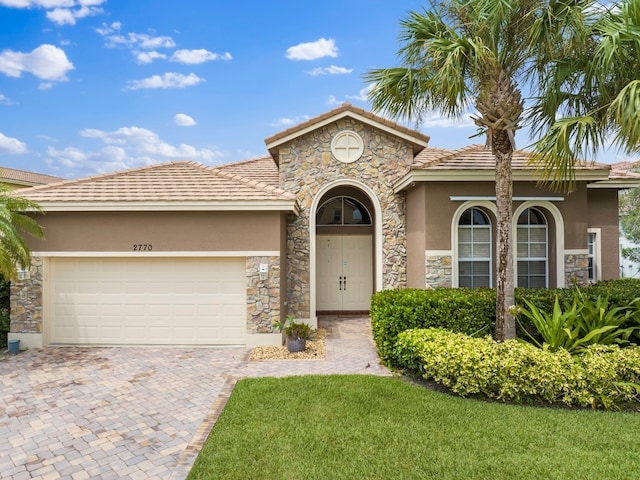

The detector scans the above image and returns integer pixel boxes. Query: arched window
[458,207,492,288]
[316,196,372,226]
[517,208,548,288]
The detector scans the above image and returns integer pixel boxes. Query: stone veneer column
[564,253,589,287]
[278,119,413,319]
[425,254,453,288]
[10,256,43,335]
[246,256,281,333]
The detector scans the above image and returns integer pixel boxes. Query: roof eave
[393,169,611,193]
[266,109,429,162]
[29,200,300,214]
[587,179,640,189]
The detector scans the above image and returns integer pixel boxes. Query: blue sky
[0,0,628,180]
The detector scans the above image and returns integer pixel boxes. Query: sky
[0,0,631,180]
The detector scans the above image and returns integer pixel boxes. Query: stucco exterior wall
[278,118,413,319]
[588,189,621,280]
[26,211,282,252]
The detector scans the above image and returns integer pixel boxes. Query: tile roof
[611,160,640,172]
[213,156,279,187]
[16,161,295,204]
[413,144,610,171]
[1,166,64,186]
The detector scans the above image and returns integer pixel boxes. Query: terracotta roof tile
[16,161,294,203]
[611,160,640,172]
[1,166,64,186]
[213,156,279,187]
[413,144,610,171]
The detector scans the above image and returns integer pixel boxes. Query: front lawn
[187,375,640,479]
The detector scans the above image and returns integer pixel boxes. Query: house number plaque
[133,244,153,251]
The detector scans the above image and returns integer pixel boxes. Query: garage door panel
[49,257,247,346]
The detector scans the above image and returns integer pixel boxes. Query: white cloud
[0,132,27,154]
[346,84,375,102]
[125,72,204,90]
[326,95,340,106]
[1,0,105,24]
[174,113,196,126]
[170,49,232,64]
[47,125,223,173]
[307,65,352,76]
[0,44,74,80]
[94,21,120,36]
[286,38,337,61]
[104,32,175,49]
[269,116,310,128]
[46,4,102,25]
[38,82,53,90]
[134,50,167,64]
[0,93,15,104]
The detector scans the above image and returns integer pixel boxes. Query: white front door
[317,234,372,311]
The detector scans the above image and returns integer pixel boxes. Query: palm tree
[365,0,591,340]
[531,0,640,188]
[0,182,44,280]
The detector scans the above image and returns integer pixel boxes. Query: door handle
[339,276,343,291]
[343,276,347,291]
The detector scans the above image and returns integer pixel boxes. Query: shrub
[370,288,495,367]
[395,328,640,410]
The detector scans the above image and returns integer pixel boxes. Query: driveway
[0,316,389,480]
[0,346,247,480]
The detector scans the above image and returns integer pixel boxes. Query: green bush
[370,288,495,367]
[395,328,640,410]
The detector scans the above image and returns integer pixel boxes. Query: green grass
[187,375,640,480]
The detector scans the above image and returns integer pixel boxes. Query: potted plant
[273,315,312,353]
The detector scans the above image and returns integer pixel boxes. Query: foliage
[620,186,640,264]
[273,315,312,340]
[370,288,496,368]
[187,375,640,479]
[395,328,640,410]
[517,291,639,353]
[0,183,45,280]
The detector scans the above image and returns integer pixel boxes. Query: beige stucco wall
[26,210,283,252]
[588,189,620,280]
[406,184,426,288]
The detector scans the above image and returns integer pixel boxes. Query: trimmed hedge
[396,328,640,410]
[370,288,495,368]
[370,280,640,367]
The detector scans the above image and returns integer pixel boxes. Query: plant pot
[286,337,306,353]
[8,339,20,355]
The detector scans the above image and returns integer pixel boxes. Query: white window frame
[587,228,602,283]
[516,207,549,289]
[458,207,493,288]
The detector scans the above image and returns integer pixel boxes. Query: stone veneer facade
[425,254,453,288]
[564,253,590,287]
[10,256,43,335]
[278,118,414,320]
[246,255,281,334]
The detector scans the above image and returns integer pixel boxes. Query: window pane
[528,276,546,288]
[529,228,546,243]
[471,261,490,275]
[459,262,472,275]
[459,244,472,258]
[517,228,528,242]
[472,209,489,225]
[474,228,490,242]
[475,244,490,258]
[517,243,529,257]
[529,244,546,257]
[529,261,546,275]
[458,227,471,242]
[459,209,472,225]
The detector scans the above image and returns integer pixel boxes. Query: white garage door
[49,257,247,346]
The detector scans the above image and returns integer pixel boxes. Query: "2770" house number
[133,244,153,251]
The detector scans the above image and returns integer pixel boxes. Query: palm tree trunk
[493,130,515,340]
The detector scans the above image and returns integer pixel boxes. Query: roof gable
[264,103,430,163]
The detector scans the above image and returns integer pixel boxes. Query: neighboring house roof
[1,166,64,188]
[265,102,430,163]
[16,161,298,212]
[396,144,640,191]
[611,160,640,172]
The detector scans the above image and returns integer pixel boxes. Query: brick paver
[1,316,389,479]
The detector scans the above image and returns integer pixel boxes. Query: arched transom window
[517,208,548,288]
[458,207,492,288]
[316,196,372,226]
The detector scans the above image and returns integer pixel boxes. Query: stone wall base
[425,253,453,288]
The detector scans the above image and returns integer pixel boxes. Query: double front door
[316,234,373,311]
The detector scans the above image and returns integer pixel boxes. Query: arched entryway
[314,185,376,313]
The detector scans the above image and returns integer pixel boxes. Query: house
[1,166,63,189]
[9,104,640,349]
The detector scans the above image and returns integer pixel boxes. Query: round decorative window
[331,130,364,164]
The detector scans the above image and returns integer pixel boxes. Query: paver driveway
[0,346,247,480]
[0,316,390,479]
